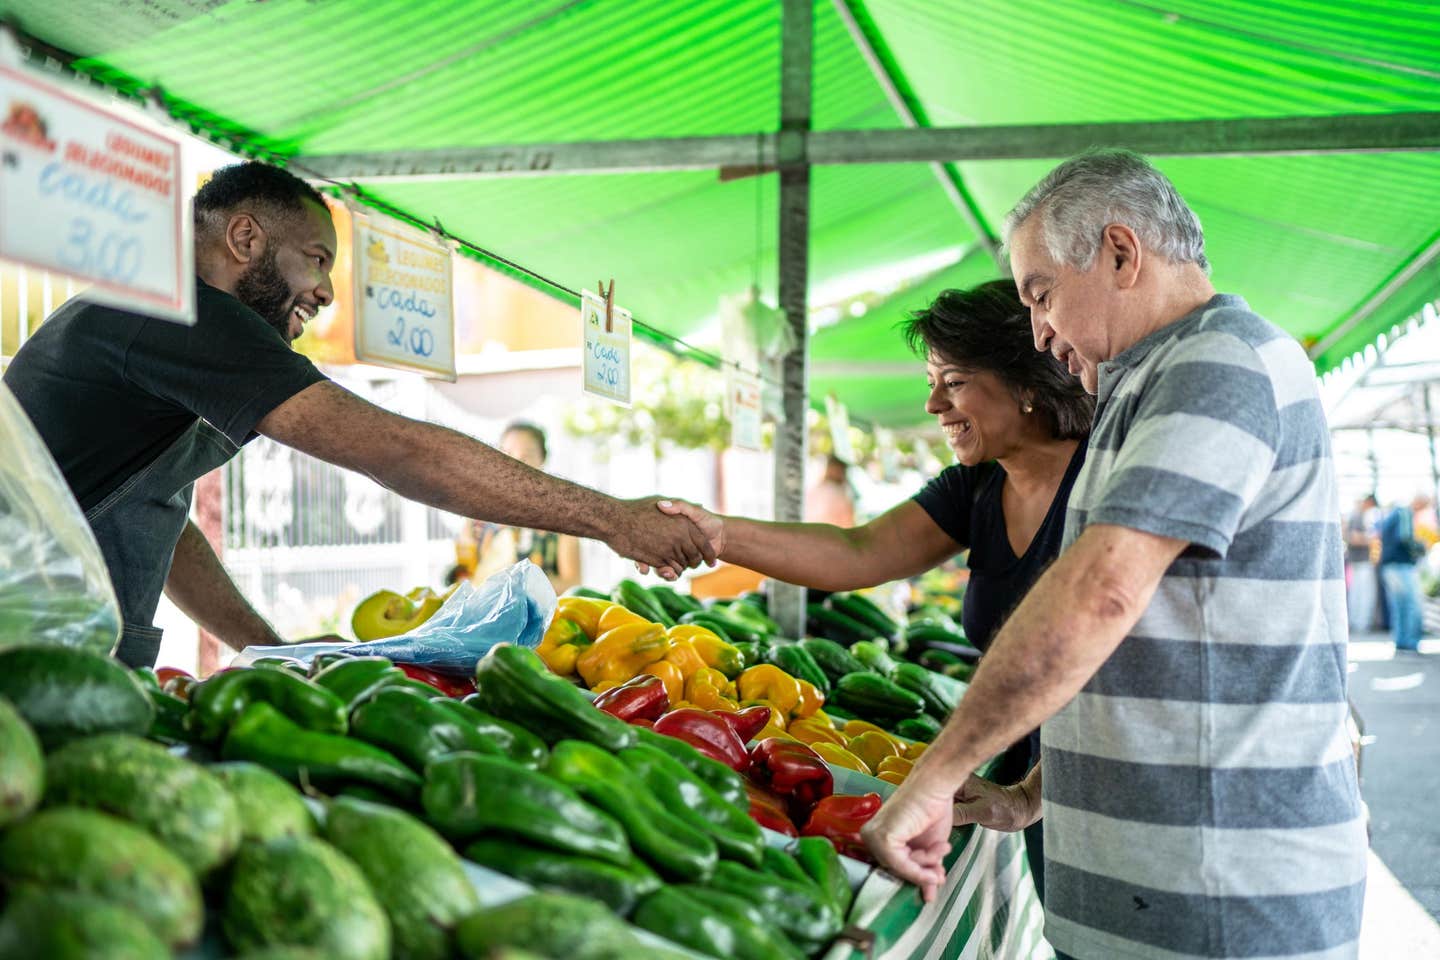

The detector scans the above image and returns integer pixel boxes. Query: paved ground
[1348,634,1440,955]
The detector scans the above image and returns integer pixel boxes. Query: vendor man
[4,162,713,667]
[862,151,1366,960]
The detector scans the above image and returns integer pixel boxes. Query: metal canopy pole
[293,111,1440,181]
[768,0,812,640]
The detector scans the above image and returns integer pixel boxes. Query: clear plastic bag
[237,560,556,675]
[0,383,121,654]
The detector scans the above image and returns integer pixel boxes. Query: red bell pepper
[802,792,883,862]
[747,738,833,817]
[744,781,798,836]
[716,704,771,744]
[593,674,669,724]
[155,666,193,687]
[396,663,475,698]
[653,707,750,772]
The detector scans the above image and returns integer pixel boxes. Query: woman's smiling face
[924,360,1029,465]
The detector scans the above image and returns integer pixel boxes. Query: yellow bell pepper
[351,588,445,641]
[555,597,612,639]
[842,718,909,750]
[788,716,846,747]
[903,740,929,761]
[576,623,671,688]
[792,679,825,720]
[597,603,653,634]
[848,730,903,772]
[685,667,739,712]
[737,665,801,715]
[808,709,838,730]
[671,626,745,679]
[536,616,590,677]
[877,755,915,777]
[590,679,623,694]
[642,659,685,705]
[813,742,871,774]
[753,724,796,742]
[877,769,907,785]
[663,638,709,679]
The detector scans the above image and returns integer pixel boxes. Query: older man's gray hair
[1004,149,1210,275]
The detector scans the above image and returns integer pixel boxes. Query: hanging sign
[826,393,855,464]
[876,427,899,482]
[581,282,631,405]
[352,207,455,379]
[728,367,762,451]
[0,41,192,323]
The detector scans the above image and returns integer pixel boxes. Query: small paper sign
[352,207,455,379]
[728,368,762,451]
[0,43,192,322]
[581,289,631,405]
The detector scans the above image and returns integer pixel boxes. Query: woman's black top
[911,441,1088,779]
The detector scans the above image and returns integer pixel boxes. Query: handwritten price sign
[581,289,632,406]
[0,54,192,322]
[352,208,455,380]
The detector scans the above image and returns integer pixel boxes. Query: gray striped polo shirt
[1042,294,1367,960]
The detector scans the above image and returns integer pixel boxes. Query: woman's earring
[1022,402,1034,414]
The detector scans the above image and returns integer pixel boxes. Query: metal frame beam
[830,0,1000,265]
[293,111,1440,181]
[768,0,812,639]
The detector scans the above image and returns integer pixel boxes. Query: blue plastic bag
[237,561,555,676]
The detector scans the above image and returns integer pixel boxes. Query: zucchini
[892,663,955,720]
[766,644,829,695]
[611,580,674,627]
[804,605,877,648]
[849,640,897,677]
[564,586,610,600]
[831,672,924,722]
[828,593,900,640]
[893,714,943,742]
[648,585,704,621]
[680,611,763,646]
[901,623,981,661]
[799,638,867,685]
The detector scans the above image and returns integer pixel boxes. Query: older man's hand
[605,497,717,580]
[860,773,957,902]
[951,773,1037,833]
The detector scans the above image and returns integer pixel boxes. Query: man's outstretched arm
[257,381,716,577]
[164,519,282,652]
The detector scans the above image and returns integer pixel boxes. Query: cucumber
[453,892,645,960]
[799,638,867,684]
[892,662,958,720]
[831,672,925,722]
[680,610,764,646]
[0,807,203,948]
[828,593,900,639]
[901,623,980,661]
[849,640,897,677]
[564,586,610,600]
[805,605,877,648]
[0,696,43,827]
[44,733,241,873]
[0,645,153,749]
[222,836,391,960]
[211,761,316,843]
[0,888,170,960]
[893,714,943,742]
[325,796,479,960]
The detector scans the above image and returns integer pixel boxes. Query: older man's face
[1009,217,1113,395]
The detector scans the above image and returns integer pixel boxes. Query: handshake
[605,498,725,581]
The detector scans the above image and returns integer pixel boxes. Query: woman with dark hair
[657,278,1093,899]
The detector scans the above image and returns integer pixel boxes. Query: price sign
[581,288,631,405]
[0,50,192,322]
[352,207,455,380]
[826,393,855,464]
[728,367,762,451]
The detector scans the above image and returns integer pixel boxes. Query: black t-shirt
[4,278,328,511]
[912,442,1088,653]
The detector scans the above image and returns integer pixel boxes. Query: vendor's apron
[84,420,238,667]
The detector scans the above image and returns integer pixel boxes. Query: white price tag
[728,367,762,451]
[352,208,455,380]
[581,289,631,406]
[826,393,855,464]
[0,56,192,322]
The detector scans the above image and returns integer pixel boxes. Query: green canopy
[9,0,1438,426]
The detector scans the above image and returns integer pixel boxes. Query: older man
[863,150,1365,960]
[4,162,713,667]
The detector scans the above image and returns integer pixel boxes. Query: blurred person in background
[458,422,582,595]
[1378,491,1432,654]
[804,454,857,527]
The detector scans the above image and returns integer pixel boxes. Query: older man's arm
[257,382,714,578]
[861,523,1187,898]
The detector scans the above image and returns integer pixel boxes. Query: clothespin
[598,279,615,333]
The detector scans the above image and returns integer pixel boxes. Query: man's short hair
[1003,149,1209,275]
[194,161,328,234]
